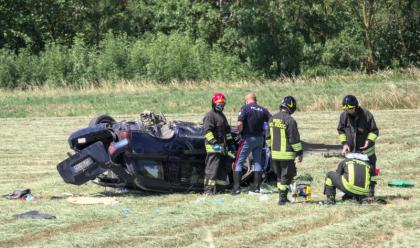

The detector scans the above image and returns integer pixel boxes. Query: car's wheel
[89,115,116,127]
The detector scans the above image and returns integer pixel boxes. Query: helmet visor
[342,104,356,110]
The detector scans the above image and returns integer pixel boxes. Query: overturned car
[57,112,342,193]
[57,112,270,193]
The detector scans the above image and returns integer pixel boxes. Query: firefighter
[267,96,303,205]
[338,95,379,197]
[232,93,271,195]
[324,153,372,205]
[203,92,236,195]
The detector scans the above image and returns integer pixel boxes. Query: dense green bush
[0,33,254,88]
[0,0,418,88]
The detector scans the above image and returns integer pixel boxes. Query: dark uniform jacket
[337,158,371,195]
[267,111,302,161]
[337,107,379,156]
[203,109,233,153]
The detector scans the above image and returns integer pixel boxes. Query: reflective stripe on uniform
[205,144,221,153]
[342,176,369,195]
[367,132,378,142]
[226,133,233,140]
[364,162,370,189]
[277,183,289,190]
[270,118,296,160]
[291,142,302,152]
[205,132,215,142]
[342,160,370,195]
[348,162,355,185]
[216,180,228,186]
[281,128,286,152]
[362,145,375,156]
[339,134,347,143]
[204,179,216,186]
[271,151,295,160]
[325,178,333,186]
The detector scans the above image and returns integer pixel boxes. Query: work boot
[204,185,215,196]
[231,171,241,195]
[249,171,262,194]
[369,184,375,198]
[278,189,290,205]
[324,195,336,205]
[342,193,354,201]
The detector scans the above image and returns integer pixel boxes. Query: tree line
[0,0,418,88]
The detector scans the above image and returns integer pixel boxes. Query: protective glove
[212,144,221,152]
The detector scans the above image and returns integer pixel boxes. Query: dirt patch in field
[92,212,233,248]
[227,208,367,247]
[0,218,119,247]
[0,172,56,182]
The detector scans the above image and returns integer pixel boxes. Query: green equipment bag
[388,180,415,188]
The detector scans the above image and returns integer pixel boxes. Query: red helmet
[212,92,226,105]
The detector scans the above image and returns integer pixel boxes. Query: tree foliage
[0,0,418,87]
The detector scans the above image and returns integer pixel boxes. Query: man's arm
[237,121,244,132]
[237,106,246,133]
[337,112,350,153]
[203,114,217,145]
[367,111,379,143]
[287,119,303,162]
[361,111,379,149]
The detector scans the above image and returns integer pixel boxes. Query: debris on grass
[195,197,206,203]
[13,210,56,220]
[122,208,130,215]
[50,192,85,200]
[213,198,224,205]
[67,196,119,205]
[3,189,37,201]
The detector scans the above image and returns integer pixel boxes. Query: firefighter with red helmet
[202,92,236,195]
[338,95,379,197]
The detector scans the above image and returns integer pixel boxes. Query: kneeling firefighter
[202,92,236,195]
[324,153,372,205]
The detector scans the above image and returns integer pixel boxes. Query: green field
[0,109,419,247]
[0,69,419,118]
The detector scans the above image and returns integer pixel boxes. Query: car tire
[89,115,116,127]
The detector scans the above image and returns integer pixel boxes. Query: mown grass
[0,110,419,247]
[0,68,419,118]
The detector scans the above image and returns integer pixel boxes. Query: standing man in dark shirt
[338,95,379,197]
[232,93,271,195]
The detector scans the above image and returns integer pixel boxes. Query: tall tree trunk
[360,0,377,73]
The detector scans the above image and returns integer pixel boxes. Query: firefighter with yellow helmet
[338,95,379,197]
[267,96,303,205]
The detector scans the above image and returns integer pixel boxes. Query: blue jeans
[234,136,264,172]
